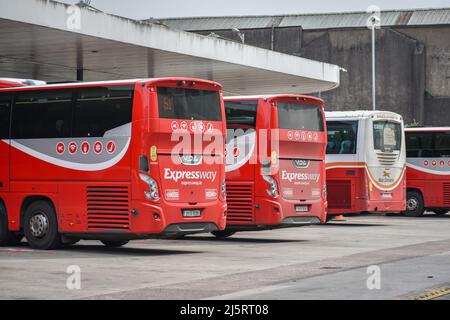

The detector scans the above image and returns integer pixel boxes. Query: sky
[57,0,450,20]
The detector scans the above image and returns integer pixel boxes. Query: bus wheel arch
[21,196,62,250]
[404,189,425,217]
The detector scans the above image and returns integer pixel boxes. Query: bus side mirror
[139,155,150,172]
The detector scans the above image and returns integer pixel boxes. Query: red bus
[212,95,327,238]
[405,127,450,216]
[0,78,227,249]
[325,111,406,219]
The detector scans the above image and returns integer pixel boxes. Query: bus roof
[224,94,324,104]
[0,78,222,93]
[325,110,403,121]
[405,127,450,132]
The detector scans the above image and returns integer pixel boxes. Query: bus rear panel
[223,95,327,234]
[326,111,406,217]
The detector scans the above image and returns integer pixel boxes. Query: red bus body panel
[326,166,406,215]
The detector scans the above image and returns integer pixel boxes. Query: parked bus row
[0,78,447,249]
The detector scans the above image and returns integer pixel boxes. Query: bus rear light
[139,173,160,201]
[262,175,279,198]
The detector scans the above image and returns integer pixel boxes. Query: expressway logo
[164,168,217,183]
[281,171,320,183]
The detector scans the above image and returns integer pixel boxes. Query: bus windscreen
[373,121,402,151]
[277,102,324,131]
[157,87,222,121]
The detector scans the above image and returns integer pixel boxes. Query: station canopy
[0,0,340,95]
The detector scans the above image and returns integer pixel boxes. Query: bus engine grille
[443,183,450,206]
[376,152,399,166]
[226,183,255,224]
[86,186,130,230]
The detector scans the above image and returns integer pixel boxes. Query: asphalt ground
[0,213,449,300]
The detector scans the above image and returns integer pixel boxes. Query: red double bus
[0,78,227,249]
[212,95,327,238]
[405,127,450,216]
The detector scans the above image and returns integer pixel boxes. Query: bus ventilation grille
[86,186,130,230]
[226,183,254,223]
[376,152,399,166]
[443,183,450,206]
[327,180,352,209]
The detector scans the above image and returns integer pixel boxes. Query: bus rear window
[373,121,402,151]
[277,102,324,131]
[157,87,222,121]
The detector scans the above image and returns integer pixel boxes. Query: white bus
[325,111,406,218]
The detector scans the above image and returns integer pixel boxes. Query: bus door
[150,83,225,205]
[275,100,326,205]
[0,94,11,192]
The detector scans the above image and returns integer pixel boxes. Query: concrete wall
[301,28,426,125]
[193,25,450,126]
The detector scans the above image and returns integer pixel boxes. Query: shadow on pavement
[176,236,309,244]
[58,245,201,256]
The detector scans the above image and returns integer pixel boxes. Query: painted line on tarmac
[397,285,450,300]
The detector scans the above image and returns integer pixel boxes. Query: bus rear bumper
[161,222,219,237]
[131,199,227,235]
[254,196,326,225]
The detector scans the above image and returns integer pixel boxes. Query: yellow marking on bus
[150,145,157,162]
[271,150,277,165]
[415,287,450,300]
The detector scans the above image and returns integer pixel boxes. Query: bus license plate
[295,205,309,213]
[381,193,392,199]
[182,209,201,218]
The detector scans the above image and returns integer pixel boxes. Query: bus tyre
[404,191,425,217]
[101,240,129,248]
[433,209,448,216]
[0,204,23,246]
[23,201,62,250]
[211,230,235,238]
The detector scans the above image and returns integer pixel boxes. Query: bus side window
[326,121,358,155]
[434,132,450,157]
[0,95,11,139]
[406,132,433,158]
[225,101,257,129]
[12,91,72,139]
[73,86,134,138]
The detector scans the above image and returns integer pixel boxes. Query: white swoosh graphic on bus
[406,163,450,176]
[5,139,130,172]
[225,131,256,173]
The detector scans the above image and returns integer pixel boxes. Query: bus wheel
[101,240,129,248]
[433,209,449,216]
[404,191,425,217]
[0,204,23,246]
[23,201,62,250]
[211,230,236,238]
